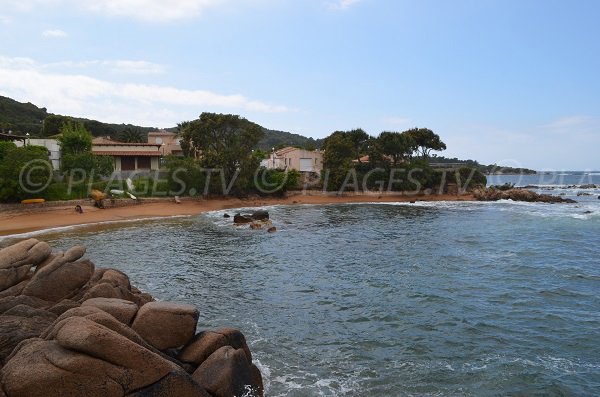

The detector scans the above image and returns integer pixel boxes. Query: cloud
[329,0,362,10]
[0,56,290,126]
[83,0,226,22]
[4,0,227,22]
[42,29,68,38]
[45,60,166,74]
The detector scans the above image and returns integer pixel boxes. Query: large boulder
[22,257,95,302]
[82,297,139,325]
[132,302,199,350]
[0,265,32,293]
[126,370,210,397]
[192,346,263,397]
[1,312,188,397]
[178,328,252,367]
[178,331,229,366]
[0,239,52,270]
[0,304,57,361]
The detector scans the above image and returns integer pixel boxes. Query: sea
[2,171,600,396]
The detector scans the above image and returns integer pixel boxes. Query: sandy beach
[0,193,473,237]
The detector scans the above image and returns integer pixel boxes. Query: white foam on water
[0,215,191,242]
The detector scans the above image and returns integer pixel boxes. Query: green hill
[0,96,323,149]
[0,95,157,138]
[257,129,324,150]
[0,96,48,134]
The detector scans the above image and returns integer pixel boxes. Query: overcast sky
[1,0,599,170]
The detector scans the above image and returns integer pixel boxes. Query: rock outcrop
[0,239,263,397]
[233,210,270,224]
[473,188,577,203]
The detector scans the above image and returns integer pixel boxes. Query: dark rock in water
[233,214,252,224]
[0,239,262,397]
[583,210,593,214]
[267,227,277,233]
[250,210,269,221]
[473,188,576,204]
[579,184,597,189]
[234,210,269,224]
[223,213,230,218]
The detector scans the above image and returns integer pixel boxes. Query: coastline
[0,192,474,237]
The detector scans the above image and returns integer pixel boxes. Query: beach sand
[0,193,473,237]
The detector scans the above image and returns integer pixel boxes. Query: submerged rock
[0,239,263,397]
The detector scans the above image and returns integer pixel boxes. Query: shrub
[0,146,53,202]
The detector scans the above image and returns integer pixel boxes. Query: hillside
[0,96,48,134]
[0,95,157,138]
[431,156,537,175]
[0,96,322,149]
[257,129,325,150]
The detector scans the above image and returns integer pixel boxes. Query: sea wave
[0,215,191,242]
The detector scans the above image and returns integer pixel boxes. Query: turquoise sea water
[2,173,600,396]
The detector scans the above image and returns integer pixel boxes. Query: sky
[0,0,599,170]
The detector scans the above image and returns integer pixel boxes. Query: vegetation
[180,113,264,195]
[58,122,113,178]
[117,127,145,143]
[430,155,537,175]
[0,95,157,138]
[0,96,46,134]
[0,94,507,202]
[0,145,52,202]
[322,131,356,191]
[257,129,324,151]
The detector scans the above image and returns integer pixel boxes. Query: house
[147,130,183,156]
[92,137,161,171]
[262,147,324,173]
[3,133,61,171]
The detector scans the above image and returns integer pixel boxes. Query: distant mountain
[0,95,157,138]
[257,129,325,151]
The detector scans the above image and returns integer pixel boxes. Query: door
[121,156,136,171]
[299,158,313,172]
[137,156,151,169]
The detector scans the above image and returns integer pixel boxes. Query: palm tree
[118,127,144,143]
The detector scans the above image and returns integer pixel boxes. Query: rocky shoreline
[0,239,263,397]
[473,188,577,203]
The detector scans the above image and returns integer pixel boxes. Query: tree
[43,115,72,137]
[0,145,52,202]
[58,122,112,177]
[405,128,446,158]
[322,131,355,190]
[345,128,370,162]
[118,127,144,143]
[0,141,16,161]
[377,131,416,166]
[58,122,92,155]
[180,113,264,194]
